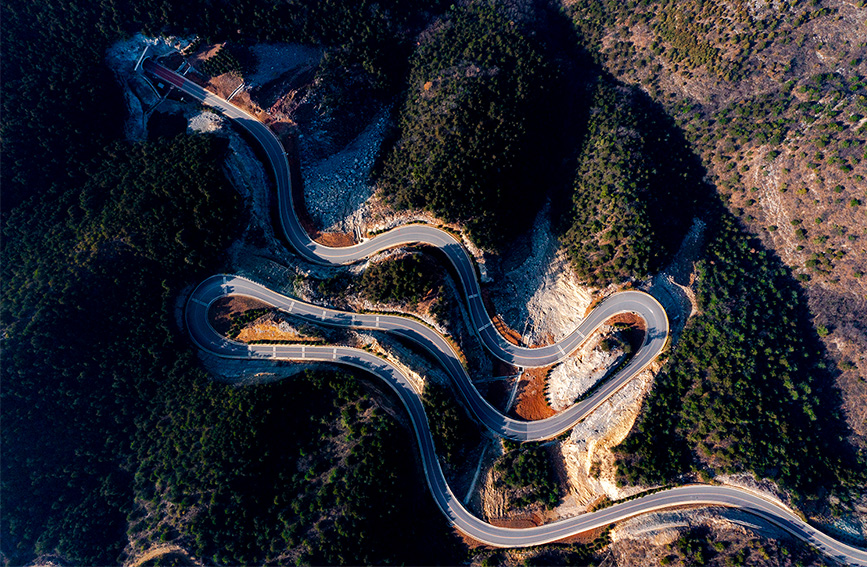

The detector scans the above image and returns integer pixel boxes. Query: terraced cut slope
[143,60,867,564]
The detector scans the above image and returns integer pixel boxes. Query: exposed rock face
[300,110,390,236]
[546,328,624,411]
[487,203,596,347]
[557,370,655,512]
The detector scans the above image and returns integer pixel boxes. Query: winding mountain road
[144,59,867,565]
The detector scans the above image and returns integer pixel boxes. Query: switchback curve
[144,59,867,564]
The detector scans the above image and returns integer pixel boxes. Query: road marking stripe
[479,322,492,332]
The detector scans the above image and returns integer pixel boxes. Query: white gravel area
[559,369,655,504]
[301,109,390,233]
[188,110,224,133]
[547,330,624,411]
[565,370,651,452]
[488,202,596,345]
[611,507,791,545]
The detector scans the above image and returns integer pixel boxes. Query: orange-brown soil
[513,366,556,421]
[313,231,357,247]
[452,529,492,551]
[492,315,523,346]
[606,312,646,330]
[488,514,542,528]
[208,295,270,336]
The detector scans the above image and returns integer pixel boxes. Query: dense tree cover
[359,254,441,306]
[560,77,703,286]
[614,211,865,501]
[134,370,464,565]
[0,0,462,561]
[1,0,443,212]
[422,382,481,467]
[494,443,560,510]
[1,0,125,212]
[561,0,867,294]
[1,130,464,563]
[1,135,240,565]
[376,4,561,249]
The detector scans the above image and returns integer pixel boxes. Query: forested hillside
[0,0,454,563]
[1,136,240,565]
[133,370,463,565]
[3,0,865,562]
[359,254,441,306]
[560,77,704,286]
[615,210,865,508]
[376,4,561,248]
[1,0,443,212]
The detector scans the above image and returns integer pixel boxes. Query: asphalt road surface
[145,60,867,565]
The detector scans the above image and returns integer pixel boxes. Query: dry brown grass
[234,317,319,343]
[228,90,268,121]
[206,73,242,99]
[126,545,198,567]
[208,295,271,336]
[186,42,224,67]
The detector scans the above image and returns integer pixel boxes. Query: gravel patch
[611,507,791,545]
[300,109,390,234]
[487,202,596,346]
[188,110,223,133]
[547,331,624,411]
